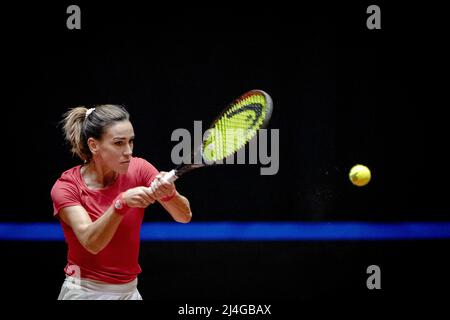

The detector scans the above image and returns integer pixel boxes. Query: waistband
[64,275,138,294]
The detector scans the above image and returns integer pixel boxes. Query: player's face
[96,120,135,174]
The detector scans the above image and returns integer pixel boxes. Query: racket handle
[150,169,179,190]
[164,169,178,183]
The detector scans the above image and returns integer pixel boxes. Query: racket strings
[203,92,268,162]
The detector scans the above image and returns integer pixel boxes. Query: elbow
[86,247,101,255]
[85,245,101,255]
[83,241,103,255]
[176,211,192,224]
[76,225,104,255]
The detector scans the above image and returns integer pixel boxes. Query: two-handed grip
[149,169,178,192]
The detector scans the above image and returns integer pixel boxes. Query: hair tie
[85,108,95,119]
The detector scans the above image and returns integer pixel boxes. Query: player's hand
[149,172,176,200]
[123,186,156,208]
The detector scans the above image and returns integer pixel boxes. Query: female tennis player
[51,104,192,300]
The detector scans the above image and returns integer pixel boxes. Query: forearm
[80,206,123,254]
[161,192,192,223]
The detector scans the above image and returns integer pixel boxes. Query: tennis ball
[349,164,371,187]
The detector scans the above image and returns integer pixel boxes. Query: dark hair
[61,104,130,162]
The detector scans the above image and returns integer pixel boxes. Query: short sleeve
[50,179,81,217]
[135,157,160,187]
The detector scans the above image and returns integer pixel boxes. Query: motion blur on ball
[349,164,371,187]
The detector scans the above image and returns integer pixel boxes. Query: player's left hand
[149,171,176,200]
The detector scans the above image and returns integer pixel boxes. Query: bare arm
[59,205,122,255]
[59,186,155,254]
[151,172,192,223]
[159,192,192,223]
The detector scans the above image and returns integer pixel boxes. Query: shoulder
[128,156,159,186]
[51,166,82,197]
[51,166,84,216]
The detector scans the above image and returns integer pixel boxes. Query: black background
[1,1,448,308]
[3,1,448,222]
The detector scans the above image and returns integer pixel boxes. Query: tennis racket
[152,89,273,186]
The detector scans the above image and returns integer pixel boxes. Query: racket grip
[164,169,178,183]
[150,169,178,192]
[150,169,178,189]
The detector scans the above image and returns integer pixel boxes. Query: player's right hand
[123,186,156,208]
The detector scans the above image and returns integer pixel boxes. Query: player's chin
[117,161,131,173]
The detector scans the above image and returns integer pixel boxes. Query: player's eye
[114,141,123,146]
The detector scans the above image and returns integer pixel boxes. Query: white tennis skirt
[58,275,143,300]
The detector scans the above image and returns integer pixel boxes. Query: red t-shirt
[51,157,158,284]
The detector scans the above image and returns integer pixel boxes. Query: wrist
[113,192,130,215]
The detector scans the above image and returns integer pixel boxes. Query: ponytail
[60,104,130,162]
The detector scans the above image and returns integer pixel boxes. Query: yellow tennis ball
[349,164,371,187]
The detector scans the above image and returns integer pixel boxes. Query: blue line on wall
[1,222,450,241]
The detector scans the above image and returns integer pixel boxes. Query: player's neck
[81,161,118,189]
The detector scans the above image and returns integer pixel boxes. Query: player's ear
[87,137,99,155]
